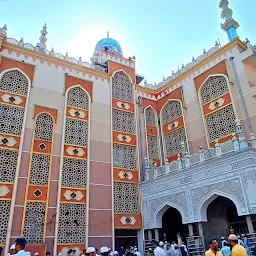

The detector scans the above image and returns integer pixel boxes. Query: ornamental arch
[198,74,237,146]
[159,99,189,162]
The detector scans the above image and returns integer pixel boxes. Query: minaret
[38,23,48,52]
[219,0,239,41]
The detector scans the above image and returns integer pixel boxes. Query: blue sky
[1,0,255,85]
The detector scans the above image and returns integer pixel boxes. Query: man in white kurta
[153,241,167,256]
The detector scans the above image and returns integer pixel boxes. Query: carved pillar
[246,215,254,234]
[188,224,194,237]
[154,228,159,242]
[198,222,205,245]
[148,230,152,241]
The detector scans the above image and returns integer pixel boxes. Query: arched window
[112,71,140,216]
[144,106,160,164]
[0,69,29,245]
[23,113,54,244]
[57,86,89,245]
[160,100,187,162]
[199,75,236,145]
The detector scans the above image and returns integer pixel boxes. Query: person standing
[205,239,223,256]
[166,243,174,256]
[221,242,231,256]
[119,247,125,256]
[100,247,109,256]
[171,242,178,252]
[86,247,96,256]
[173,246,180,256]
[228,234,247,256]
[221,238,228,249]
[134,248,141,256]
[15,238,28,256]
[153,241,166,256]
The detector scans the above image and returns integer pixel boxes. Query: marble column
[198,222,205,250]
[246,215,254,234]
[148,229,153,241]
[154,228,159,242]
[188,224,194,237]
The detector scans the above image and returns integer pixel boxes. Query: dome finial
[107,31,109,38]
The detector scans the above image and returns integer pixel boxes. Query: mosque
[0,0,256,255]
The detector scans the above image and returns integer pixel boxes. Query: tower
[219,0,239,41]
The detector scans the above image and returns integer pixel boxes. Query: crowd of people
[0,238,142,256]
[1,234,255,256]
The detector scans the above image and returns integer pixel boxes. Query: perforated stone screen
[112,71,133,102]
[161,101,182,124]
[67,87,89,110]
[0,149,18,182]
[112,109,135,134]
[23,202,46,244]
[57,203,86,243]
[114,182,140,213]
[113,144,137,169]
[35,113,54,141]
[0,70,28,95]
[0,200,11,244]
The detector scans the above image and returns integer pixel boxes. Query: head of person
[10,244,16,255]
[174,246,179,250]
[46,252,51,256]
[86,247,96,256]
[159,242,164,248]
[221,237,225,241]
[148,248,152,252]
[34,253,39,256]
[114,252,118,256]
[228,234,238,247]
[68,250,73,256]
[172,241,175,245]
[83,250,86,255]
[166,243,170,250]
[100,246,109,256]
[0,247,3,256]
[153,241,159,248]
[208,239,218,252]
[15,237,27,252]
[120,247,124,251]
[223,242,228,247]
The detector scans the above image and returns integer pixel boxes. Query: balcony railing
[143,133,256,181]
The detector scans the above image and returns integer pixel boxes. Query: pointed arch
[159,99,189,162]
[54,84,91,253]
[0,67,32,251]
[198,74,237,146]
[144,105,161,165]
[198,192,244,222]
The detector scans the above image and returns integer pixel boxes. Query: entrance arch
[157,206,189,243]
[202,196,247,246]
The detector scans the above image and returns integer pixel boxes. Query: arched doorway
[161,206,189,243]
[202,196,247,245]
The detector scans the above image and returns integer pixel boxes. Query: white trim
[90,118,111,124]
[197,73,238,147]
[1,68,32,255]
[89,183,111,187]
[90,160,111,164]
[54,84,91,255]
[14,205,25,207]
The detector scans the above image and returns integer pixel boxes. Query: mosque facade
[0,0,256,255]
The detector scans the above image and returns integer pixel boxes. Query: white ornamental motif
[1,94,23,105]
[0,185,10,197]
[208,97,225,111]
[68,109,86,119]
[63,190,84,201]
[116,101,130,110]
[0,135,17,147]
[118,171,134,180]
[66,146,85,157]
[117,134,132,143]
[120,216,136,225]
[167,121,179,131]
